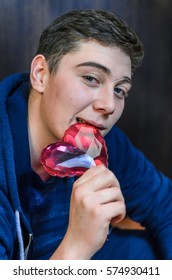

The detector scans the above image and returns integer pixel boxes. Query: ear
[30,55,49,93]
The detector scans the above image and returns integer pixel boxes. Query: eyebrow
[76,61,111,74]
[75,61,132,86]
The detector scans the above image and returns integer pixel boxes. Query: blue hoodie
[0,73,172,259]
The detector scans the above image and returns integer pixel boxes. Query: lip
[76,118,106,130]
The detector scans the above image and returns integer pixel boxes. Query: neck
[28,91,50,180]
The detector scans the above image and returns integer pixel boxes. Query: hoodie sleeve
[105,126,172,259]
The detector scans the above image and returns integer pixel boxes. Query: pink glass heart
[63,123,108,167]
[40,123,108,177]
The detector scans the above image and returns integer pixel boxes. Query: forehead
[59,40,132,78]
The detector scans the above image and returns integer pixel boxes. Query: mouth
[76,117,106,130]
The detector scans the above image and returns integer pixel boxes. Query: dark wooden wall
[1,0,172,178]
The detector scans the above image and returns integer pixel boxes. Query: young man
[0,9,172,260]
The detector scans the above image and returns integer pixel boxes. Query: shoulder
[105,125,132,155]
[105,126,152,180]
[0,73,29,93]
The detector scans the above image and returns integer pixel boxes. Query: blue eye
[114,87,128,99]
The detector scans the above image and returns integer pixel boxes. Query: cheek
[117,101,125,118]
[61,93,85,114]
[65,90,91,112]
[109,101,125,127]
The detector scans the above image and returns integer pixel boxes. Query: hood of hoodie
[0,73,30,211]
[0,73,32,259]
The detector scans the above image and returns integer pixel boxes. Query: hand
[53,165,125,259]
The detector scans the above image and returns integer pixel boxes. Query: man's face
[39,41,132,144]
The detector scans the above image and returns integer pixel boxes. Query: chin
[101,130,108,138]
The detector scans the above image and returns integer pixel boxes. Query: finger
[85,186,124,206]
[110,214,126,225]
[74,165,120,192]
[75,165,106,186]
[102,201,126,224]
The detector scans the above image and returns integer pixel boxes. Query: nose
[92,88,116,115]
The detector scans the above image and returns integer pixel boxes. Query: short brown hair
[36,9,144,74]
